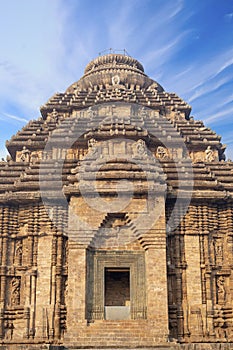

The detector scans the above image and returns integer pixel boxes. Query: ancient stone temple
[0,53,233,349]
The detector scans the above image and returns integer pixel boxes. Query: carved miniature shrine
[0,53,233,349]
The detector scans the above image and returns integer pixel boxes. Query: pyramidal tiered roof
[0,53,232,203]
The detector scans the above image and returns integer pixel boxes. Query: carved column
[56,235,63,304]
[29,269,37,338]
[54,303,61,340]
[27,236,34,267]
[184,221,203,340]
[145,243,168,338]
[176,269,184,342]
[145,197,169,342]
[54,234,63,340]
[0,206,9,306]
[0,309,4,339]
[205,270,215,337]
[0,238,7,304]
[65,242,87,341]
[34,232,53,339]
[24,307,30,339]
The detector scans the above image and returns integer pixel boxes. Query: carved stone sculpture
[20,146,30,162]
[132,139,147,157]
[156,146,169,160]
[11,278,20,306]
[0,53,231,349]
[205,146,215,162]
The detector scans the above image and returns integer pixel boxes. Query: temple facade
[0,54,233,349]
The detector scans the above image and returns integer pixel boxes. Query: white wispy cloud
[188,75,232,103]
[168,0,184,19]
[0,112,29,124]
[225,12,233,21]
[221,93,233,106]
[0,0,71,115]
[203,106,233,124]
[141,30,192,67]
[213,56,233,78]
[167,47,233,98]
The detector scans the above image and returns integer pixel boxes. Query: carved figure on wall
[87,106,96,119]
[205,146,215,162]
[88,138,98,156]
[216,244,223,257]
[217,276,226,304]
[112,75,120,85]
[30,151,39,164]
[15,240,23,266]
[133,139,147,158]
[47,108,59,123]
[173,110,183,121]
[11,278,20,306]
[156,146,169,160]
[19,222,28,236]
[140,106,148,118]
[88,138,96,148]
[214,239,223,265]
[20,146,30,162]
[70,162,80,176]
[146,83,157,95]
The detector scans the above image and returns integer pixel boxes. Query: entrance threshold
[105,306,131,320]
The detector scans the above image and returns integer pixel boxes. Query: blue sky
[0,0,233,159]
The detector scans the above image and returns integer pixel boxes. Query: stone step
[86,320,150,326]
[53,344,233,350]
[83,325,151,330]
[70,337,159,342]
[2,343,233,350]
[65,320,164,346]
[76,329,158,335]
[66,348,178,350]
[63,337,168,348]
[66,343,162,347]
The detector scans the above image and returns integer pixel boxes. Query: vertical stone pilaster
[54,264,63,339]
[143,195,169,340]
[0,308,4,339]
[1,207,8,311]
[27,236,34,267]
[145,235,169,339]
[66,243,87,339]
[23,307,30,339]
[184,235,202,305]
[34,235,53,339]
[29,271,37,338]
[205,271,215,337]
[184,234,203,339]
[56,236,63,305]
[0,239,7,304]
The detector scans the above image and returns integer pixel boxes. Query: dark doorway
[104,268,130,306]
